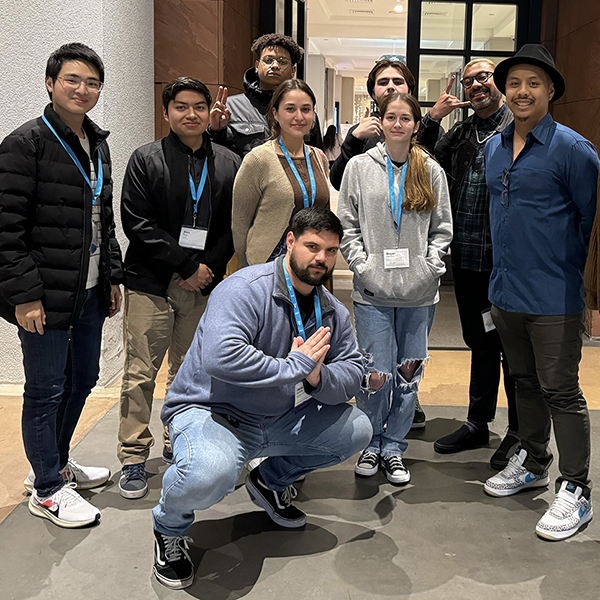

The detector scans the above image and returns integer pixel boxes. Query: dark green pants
[491,307,591,496]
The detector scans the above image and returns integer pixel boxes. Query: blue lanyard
[283,257,322,342]
[42,115,103,206]
[278,136,316,208]
[386,154,408,233]
[189,159,208,227]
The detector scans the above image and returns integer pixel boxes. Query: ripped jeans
[353,302,434,457]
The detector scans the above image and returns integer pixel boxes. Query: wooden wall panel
[154,0,260,138]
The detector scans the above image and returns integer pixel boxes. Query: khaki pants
[117,280,208,465]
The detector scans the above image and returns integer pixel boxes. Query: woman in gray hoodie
[338,93,452,484]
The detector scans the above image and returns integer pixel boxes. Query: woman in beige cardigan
[232,79,330,266]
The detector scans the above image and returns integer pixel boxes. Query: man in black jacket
[117,77,240,499]
[208,33,323,158]
[0,43,123,528]
[418,59,519,468]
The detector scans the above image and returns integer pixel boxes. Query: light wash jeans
[353,302,435,458]
[153,401,372,536]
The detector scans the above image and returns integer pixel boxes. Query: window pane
[419,55,464,131]
[472,4,517,51]
[421,2,467,50]
[419,55,464,102]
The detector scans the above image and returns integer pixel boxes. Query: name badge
[294,382,312,408]
[384,248,410,269]
[179,226,207,250]
[482,309,496,332]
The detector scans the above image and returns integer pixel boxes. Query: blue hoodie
[161,256,364,424]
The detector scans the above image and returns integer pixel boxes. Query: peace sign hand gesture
[209,86,231,132]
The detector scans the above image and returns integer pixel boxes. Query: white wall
[305,53,326,137]
[0,0,155,386]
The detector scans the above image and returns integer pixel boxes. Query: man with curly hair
[208,33,323,157]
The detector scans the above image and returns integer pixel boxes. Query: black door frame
[260,0,307,80]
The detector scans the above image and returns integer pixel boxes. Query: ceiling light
[394,4,404,12]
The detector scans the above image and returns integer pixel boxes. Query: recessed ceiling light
[394,4,404,12]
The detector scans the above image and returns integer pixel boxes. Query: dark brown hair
[267,79,316,139]
[380,93,435,212]
[367,59,416,99]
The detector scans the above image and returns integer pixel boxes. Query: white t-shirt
[79,133,102,289]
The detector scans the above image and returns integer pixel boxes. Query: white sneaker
[28,482,101,528]
[484,448,549,497]
[536,481,593,541]
[24,458,110,494]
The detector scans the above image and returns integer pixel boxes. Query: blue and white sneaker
[536,481,593,541]
[484,448,549,497]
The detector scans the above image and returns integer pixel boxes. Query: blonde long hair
[380,93,436,212]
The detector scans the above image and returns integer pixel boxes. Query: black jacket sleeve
[329,124,366,191]
[0,133,45,307]
[121,150,198,280]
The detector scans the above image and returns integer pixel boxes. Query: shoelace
[278,485,298,508]
[548,492,580,518]
[51,483,83,508]
[500,455,527,479]
[360,451,379,466]
[163,535,193,562]
[124,463,146,481]
[384,456,405,473]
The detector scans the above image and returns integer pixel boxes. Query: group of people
[0,32,599,591]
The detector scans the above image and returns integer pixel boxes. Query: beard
[289,251,334,287]
[469,85,502,111]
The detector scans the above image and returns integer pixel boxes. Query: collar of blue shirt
[501,111,553,147]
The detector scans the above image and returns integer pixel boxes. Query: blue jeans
[152,401,372,536]
[353,302,434,457]
[19,286,105,497]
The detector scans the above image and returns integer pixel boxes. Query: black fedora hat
[493,43,565,103]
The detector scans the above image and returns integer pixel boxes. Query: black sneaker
[162,446,174,465]
[490,431,520,471]
[354,450,380,477]
[153,529,194,589]
[245,467,306,528]
[118,463,148,499]
[411,399,426,430]
[380,455,411,485]
[434,423,489,454]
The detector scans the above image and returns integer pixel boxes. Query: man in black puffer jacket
[208,33,323,158]
[0,43,123,529]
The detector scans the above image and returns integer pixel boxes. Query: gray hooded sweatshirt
[338,142,452,308]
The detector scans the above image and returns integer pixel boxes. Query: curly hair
[251,34,304,65]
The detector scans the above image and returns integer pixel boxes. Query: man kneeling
[151,207,372,589]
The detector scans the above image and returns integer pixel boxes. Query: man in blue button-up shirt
[482,45,599,542]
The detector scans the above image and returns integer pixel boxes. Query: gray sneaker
[119,463,148,499]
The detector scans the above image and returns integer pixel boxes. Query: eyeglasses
[501,169,511,207]
[57,75,103,92]
[460,71,493,89]
[376,54,406,64]
[260,56,292,67]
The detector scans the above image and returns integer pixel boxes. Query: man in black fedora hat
[482,43,599,541]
